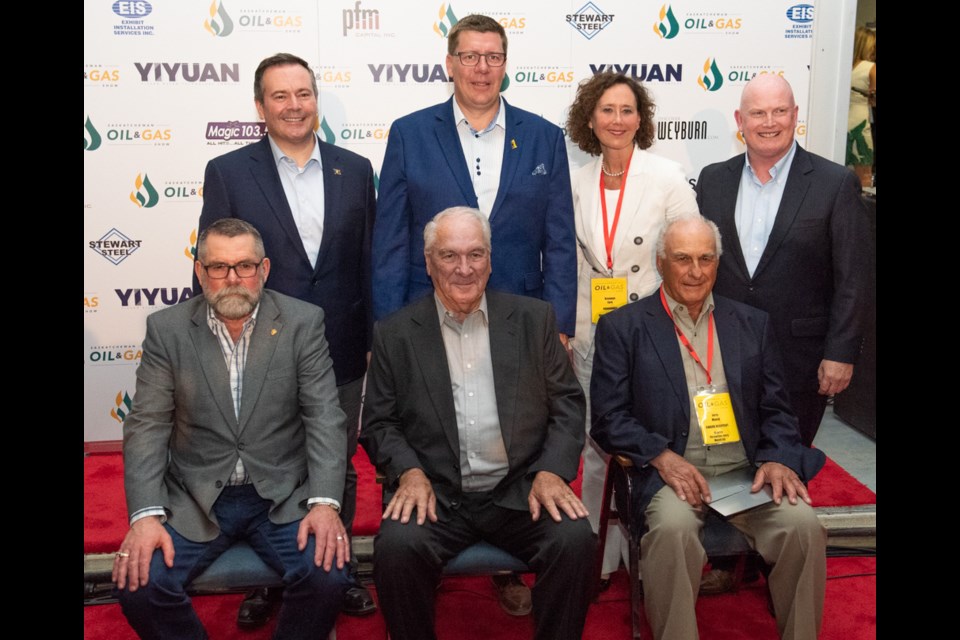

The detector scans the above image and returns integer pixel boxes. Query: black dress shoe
[237,587,282,630]
[342,584,377,616]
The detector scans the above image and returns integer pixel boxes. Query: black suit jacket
[695,145,869,391]
[199,135,376,385]
[590,292,825,534]
[360,291,585,518]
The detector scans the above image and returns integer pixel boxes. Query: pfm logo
[134,62,239,83]
[433,3,458,38]
[697,58,723,92]
[344,1,380,36]
[566,2,615,40]
[653,4,679,39]
[90,228,142,265]
[203,0,234,37]
[84,116,102,151]
[129,173,160,208]
[110,391,133,424]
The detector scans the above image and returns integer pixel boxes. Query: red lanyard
[598,151,634,271]
[659,285,714,385]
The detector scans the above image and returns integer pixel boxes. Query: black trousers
[790,389,829,448]
[374,491,596,640]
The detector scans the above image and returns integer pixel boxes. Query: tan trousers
[640,485,826,640]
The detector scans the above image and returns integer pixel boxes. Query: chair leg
[592,459,617,600]
[628,533,643,640]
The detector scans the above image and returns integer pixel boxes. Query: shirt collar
[662,289,715,330]
[266,133,322,170]
[744,140,797,184]
[452,97,505,135]
[434,292,489,327]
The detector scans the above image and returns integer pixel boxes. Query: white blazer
[570,147,699,358]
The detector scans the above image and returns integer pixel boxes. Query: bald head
[735,74,799,172]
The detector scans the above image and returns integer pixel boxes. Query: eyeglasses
[201,261,263,279]
[454,52,506,67]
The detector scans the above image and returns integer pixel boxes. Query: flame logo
[433,3,458,38]
[110,391,133,424]
[319,116,336,145]
[653,5,680,39]
[185,229,198,261]
[129,173,160,208]
[203,0,234,37]
[84,116,102,151]
[697,58,724,92]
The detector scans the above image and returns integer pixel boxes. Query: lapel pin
[333,168,342,175]
[271,328,278,336]
[510,139,517,150]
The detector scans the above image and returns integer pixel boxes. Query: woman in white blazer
[566,72,699,585]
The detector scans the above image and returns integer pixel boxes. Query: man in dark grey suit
[695,74,868,447]
[361,207,595,640]
[113,219,351,640]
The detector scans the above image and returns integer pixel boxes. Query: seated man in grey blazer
[361,207,595,640]
[112,218,351,640]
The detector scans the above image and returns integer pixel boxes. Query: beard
[205,283,262,320]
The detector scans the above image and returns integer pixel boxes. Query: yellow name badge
[591,277,628,323]
[694,391,741,445]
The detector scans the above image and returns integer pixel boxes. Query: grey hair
[655,214,723,259]
[197,218,266,262]
[423,207,492,254]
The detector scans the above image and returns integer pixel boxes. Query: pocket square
[531,163,547,176]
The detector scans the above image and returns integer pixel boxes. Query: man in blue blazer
[373,14,577,348]
[591,215,826,640]
[695,74,869,447]
[198,53,376,620]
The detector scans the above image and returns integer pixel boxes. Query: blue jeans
[118,484,350,639]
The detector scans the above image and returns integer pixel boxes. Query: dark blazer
[199,135,376,386]
[360,291,585,518]
[123,291,347,542]
[695,145,869,391]
[590,292,824,534]
[372,97,577,335]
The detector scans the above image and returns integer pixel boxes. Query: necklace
[601,162,626,177]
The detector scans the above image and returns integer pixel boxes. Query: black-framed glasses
[201,261,263,279]
[454,51,506,67]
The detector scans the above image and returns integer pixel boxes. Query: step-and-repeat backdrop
[84,0,818,441]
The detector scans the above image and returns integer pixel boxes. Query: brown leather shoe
[699,569,736,596]
[491,574,532,616]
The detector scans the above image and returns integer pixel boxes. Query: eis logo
[433,3,458,38]
[697,58,723,92]
[110,391,133,424]
[129,173,160,208]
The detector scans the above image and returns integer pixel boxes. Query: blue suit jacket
[199,136,376,385]
[590,291,825,534]
[372,98,577,335]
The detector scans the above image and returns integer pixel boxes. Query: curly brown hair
[566,72,656,156]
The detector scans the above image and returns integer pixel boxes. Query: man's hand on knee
[528,471,588,522]
[299,505,351,571]
[383,468,438,525]
[112,516,174,591]
[754,462,811,506]
[650,450,712,507]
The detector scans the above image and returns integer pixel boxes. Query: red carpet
[85,448,875,638]
[84,556,876,639]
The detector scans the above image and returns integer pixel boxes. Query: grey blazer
[122,289,347,542]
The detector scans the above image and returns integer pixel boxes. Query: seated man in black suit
[591,214,827,640]
[360,207,595,640]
